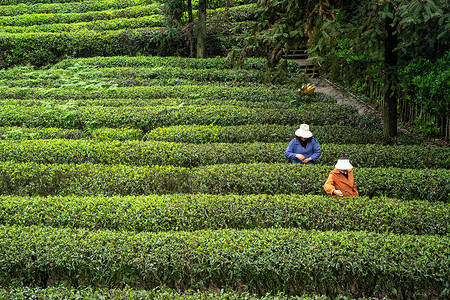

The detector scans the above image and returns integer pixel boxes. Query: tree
[228,0,322,78]
[232,0,449,142]
[313,0,449,142]
[196,0,207,58]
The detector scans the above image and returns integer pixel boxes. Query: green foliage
[0,194,448,235]
[190,163,449,201]
[0,16,163,33]
[51,54,269,70]
[0,84,308,103]
[0,286,326,300]
[307,0,450,139]
[0,126,143,141]
[145,124,424,144]
[0,0,154,16]
[0,5,161,27]
[0,139,447,169]
[0,102,362,130]
[0,161,189,196]
[399,50,450,134]
[0,161,446,200]
[0,225,448,298]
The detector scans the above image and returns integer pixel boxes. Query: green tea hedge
[0,0,132,5]
[0,225,448,298]
[0,85,323,104]
[189,163,449,201]
[0,194,448,235]
[0,162,188,196]
[0,103,360,130]
[145,124,421,144]
[0,162,447,201]
[0,27,187,67]
[0,139,447,169]
[51,55,297,73]
[0,5,161,27]
[0,16,162,33]
[0,126,143,141]
[0,0,153,16]
[0,98,295,109]
[0,66,269,88]
[0,286,325,300]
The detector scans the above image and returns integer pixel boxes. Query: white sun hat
[295,124,313,138]
[335,158,353,170]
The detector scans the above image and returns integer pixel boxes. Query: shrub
[0,103,361,130]
[190,163,449,202]
[145,124,419,144]
[0,194,448,235]
[0,0,155,16]
[0,16,163,34]
[0,161,189,196]
[0,5,161,27]
[0,162,447,201]
[0,225,448,298]
[0,85,321,104]
[0,286,327,300]
[0,126,143,141]
[0,139,447,169]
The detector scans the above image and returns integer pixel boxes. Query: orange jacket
[323,168,359,197]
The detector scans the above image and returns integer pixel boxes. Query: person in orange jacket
[324,155,359,197]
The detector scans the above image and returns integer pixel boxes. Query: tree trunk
[383,16,398,144]
[187,0,194,57]
[196,0,206,58]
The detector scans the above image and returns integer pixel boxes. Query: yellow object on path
[299,83,316,94]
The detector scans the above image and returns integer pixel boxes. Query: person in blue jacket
[284,124,321,164]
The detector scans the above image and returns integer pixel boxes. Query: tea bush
[0,103,361,130]
[0,139,447,169]
[0,286,327,300]
[0,225,448,298]
[0,162,447,201]
[145,124,421,144]
[0,194,448,235]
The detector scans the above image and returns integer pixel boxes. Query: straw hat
[295,124,313,138]
[335,157,353,170]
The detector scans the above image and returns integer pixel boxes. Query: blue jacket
[284,137,321,164]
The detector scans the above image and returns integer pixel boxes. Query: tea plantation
[0,0,449,299]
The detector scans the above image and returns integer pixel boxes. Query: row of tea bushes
[0,16,162,33]
[1,225,448,298]
[0,124,375,143]
[1,194,448,235]
[145,124,421,144]
[0,124,421,145]
[0,139,447,169]
[0,126,143,141]
[189,163,449,201]
[0,27,185,67]
[51,55,298,73]
[0,162,448,201]
[0,103,362,130]
[0,0,154,6]
[208,3,257,22]
[0,162,189,196]
[0,66,266,86]
[0,0,154,16]
[0,5,161,27]
[0,286,326,300]
[0,85,320,103]
[0,98,296,109]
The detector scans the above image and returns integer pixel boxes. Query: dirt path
[310,78,376,116]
